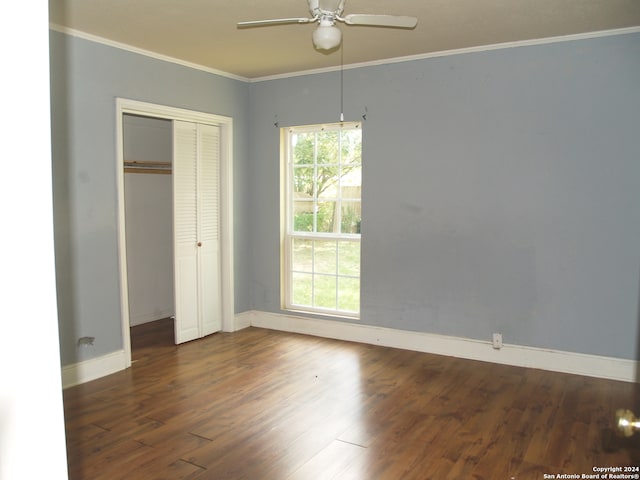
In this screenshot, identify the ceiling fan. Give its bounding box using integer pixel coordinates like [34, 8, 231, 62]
[238, 0, 418, 51]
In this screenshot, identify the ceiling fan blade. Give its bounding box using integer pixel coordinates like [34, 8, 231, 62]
[237, 17, 315, 28]
[343, 14, 418, 28]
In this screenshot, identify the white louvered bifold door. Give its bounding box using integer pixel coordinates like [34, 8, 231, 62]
[173, 121, 221, 344]
[197, 123, 222, 336]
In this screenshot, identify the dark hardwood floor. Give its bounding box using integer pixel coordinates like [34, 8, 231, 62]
[63, 318, 640, 479]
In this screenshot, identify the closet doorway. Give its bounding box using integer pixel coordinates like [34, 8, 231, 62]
[122, 113, 174, 341]
[116, 99, 235, 369]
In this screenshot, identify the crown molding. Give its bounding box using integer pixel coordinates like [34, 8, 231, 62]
[48, 23, 250, 83]
[252, 26, 640, 83]
[49, 23, 640, 84]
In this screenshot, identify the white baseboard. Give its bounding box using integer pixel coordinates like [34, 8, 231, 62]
[232, 311, 254, 331]
[61, 350, 128, 389]
[62, 313, 252, 388]
[62, 310, 637, 388]
[246, 310, 639, 383]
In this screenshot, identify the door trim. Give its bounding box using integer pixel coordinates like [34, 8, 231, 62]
[116, 98, 235, 368]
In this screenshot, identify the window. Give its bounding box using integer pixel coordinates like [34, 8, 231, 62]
[282, 122, 362, 318]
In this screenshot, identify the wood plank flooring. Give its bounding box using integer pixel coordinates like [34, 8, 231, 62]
[63, 318, 640, 479]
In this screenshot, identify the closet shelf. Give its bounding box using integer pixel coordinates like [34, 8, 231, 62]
[124, 160, 172, 174]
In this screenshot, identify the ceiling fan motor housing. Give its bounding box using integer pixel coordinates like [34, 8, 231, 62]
[312, 17, 342, 50]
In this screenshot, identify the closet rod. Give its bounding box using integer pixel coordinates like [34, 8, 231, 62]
[124, 160, 172, 175]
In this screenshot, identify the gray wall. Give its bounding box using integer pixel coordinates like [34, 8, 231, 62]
[248, 33, 640, 359]
[49, 28, 640, 366]
[49, 31, 251, 365]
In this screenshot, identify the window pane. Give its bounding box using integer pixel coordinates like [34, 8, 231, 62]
[314, 240, 336, 274]
[340, 166, 361, 196]
[314, 274, 336, 309]
[292, 133, 315, 165]
[338, 241, 360, 276]
[293, 167, 314, 196]
[316, 201, 336, 233]
[292, 238, 313, 272]
[338, 277, 360, 312]
[340, 201, 361, 234]
[293, 204, 314, 232]
[317, 163, 339, 202]
[317, 131, 340, 165]
[341, 129, 362, 165]
[292, 272, 312, 305]
[317, 173, 338, 200]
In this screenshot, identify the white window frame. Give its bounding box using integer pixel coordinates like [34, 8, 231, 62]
[281, 122, 362, 318]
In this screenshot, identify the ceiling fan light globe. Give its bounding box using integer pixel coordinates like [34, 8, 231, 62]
[312, 25, 342, 50]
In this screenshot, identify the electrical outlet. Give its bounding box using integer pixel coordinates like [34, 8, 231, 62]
[492, 333, 503, 350]
[77, 336, 95, 347]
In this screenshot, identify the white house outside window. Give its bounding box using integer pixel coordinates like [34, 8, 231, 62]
[282, 122, 362, 318]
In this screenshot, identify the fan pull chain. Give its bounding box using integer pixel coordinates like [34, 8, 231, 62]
[340, 40, 344, 123]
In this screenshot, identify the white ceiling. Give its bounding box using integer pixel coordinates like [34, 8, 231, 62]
[48, 0, 640, 79]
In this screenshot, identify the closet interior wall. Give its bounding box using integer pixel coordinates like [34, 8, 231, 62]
[123, 114, 174, 327]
